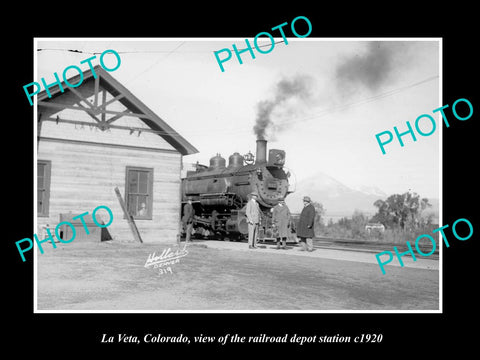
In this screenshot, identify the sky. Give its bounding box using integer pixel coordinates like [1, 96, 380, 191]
[35, 38, 441, 199]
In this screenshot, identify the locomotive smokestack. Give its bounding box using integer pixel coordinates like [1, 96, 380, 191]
[255, 139, 267, 165]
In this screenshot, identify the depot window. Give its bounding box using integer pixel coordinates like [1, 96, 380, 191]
[37, 160, 51, 217]
[125, 166, 153, 220]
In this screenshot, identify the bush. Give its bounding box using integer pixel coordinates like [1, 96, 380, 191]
[378, 224, 440, 245]
[317, 210, 440, 246]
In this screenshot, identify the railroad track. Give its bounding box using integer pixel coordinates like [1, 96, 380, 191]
[193, 235, 440, 260]
[295, 238, 439, 260]
[312, 239, 439, 259]
[188, 232, 440, 260]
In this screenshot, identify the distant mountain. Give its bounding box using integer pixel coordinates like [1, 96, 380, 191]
[350, 184, 387, 198]
[285, 171, 439, 223]
[285, 171, 383, 216]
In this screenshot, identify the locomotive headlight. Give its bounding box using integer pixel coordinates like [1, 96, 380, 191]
[275, 153, 285, 165]
[268, 149, 286, 167]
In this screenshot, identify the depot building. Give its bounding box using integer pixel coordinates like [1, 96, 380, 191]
[36, 65, 198, 243]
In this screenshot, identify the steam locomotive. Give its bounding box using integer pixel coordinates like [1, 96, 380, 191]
[181, 139, 295, 241]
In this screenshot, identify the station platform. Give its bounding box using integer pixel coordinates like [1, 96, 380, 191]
[189, 239, 440, 271]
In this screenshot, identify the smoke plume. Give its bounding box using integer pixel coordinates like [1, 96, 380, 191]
[253, 75, 313, 140]
[335, 42, 407, 95]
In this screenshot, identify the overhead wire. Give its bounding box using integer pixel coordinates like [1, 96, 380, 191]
[36, 40, 287, 55]
[40, 74, 439, 139]
[273, 75, 439, 127]
[36, 44, 438, 138]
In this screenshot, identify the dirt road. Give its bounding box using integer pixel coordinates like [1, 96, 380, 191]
[36, 240, 439, 311]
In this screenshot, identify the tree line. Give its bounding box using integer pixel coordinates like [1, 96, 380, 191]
[291, 191, 437, 242]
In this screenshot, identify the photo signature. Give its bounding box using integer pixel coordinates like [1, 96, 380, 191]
[144, 243, 188, 274]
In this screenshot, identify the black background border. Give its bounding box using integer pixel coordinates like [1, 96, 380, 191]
[6, 5, 478, 355]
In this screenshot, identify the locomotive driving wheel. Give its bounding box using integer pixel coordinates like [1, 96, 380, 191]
[232, 194, 244, 209]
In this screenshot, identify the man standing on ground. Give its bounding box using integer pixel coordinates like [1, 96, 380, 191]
[246, 192, 261, 249]
[272, 198, 291, 249]
[297, 196, 316, 251]
[182, 197, 195, 242]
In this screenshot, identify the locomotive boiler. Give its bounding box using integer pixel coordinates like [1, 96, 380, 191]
[181, 139, 295, 241]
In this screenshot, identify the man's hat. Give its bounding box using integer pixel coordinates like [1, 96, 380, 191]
[303, 196, 311, 203]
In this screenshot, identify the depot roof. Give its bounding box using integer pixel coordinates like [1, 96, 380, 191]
[37, 65, 199, 156]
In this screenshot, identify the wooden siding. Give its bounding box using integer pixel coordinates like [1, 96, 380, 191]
[37, 138, 182, 243]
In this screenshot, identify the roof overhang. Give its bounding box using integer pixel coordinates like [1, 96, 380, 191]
[37, 65, 198, 156]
